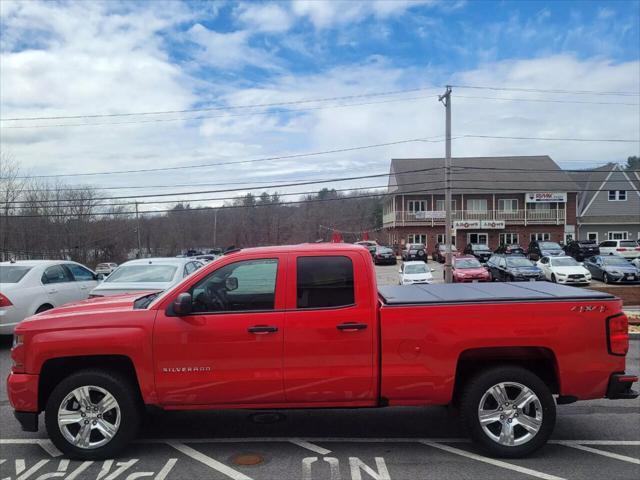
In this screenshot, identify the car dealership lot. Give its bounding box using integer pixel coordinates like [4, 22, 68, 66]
[1, 329, 639, 480]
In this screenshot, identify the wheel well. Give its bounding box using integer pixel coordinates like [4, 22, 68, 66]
[35, 304, 54, 313]
[38, 355, 141, 411]
[452, 347, 560, 403]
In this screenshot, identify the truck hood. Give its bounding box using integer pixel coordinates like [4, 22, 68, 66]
[90, 281, 170, 296]
[16, 293, 148, 332]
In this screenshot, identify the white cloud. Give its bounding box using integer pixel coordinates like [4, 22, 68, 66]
[235, 2, 293, 33]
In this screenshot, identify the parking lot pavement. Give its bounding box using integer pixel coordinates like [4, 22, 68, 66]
[1, 335, 638, 480]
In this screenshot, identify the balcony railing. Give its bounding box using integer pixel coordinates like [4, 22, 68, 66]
[383, 209, 565, 226]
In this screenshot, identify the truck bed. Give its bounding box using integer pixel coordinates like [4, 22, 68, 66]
[378, 282, 615, 305]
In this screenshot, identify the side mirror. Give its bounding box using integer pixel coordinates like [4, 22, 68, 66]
[225, 277, 238, 291]
[173, 292, 192, 316]
[398, 269, 402, 274]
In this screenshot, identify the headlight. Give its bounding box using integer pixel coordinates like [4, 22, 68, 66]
[557, 273, 567, 277]
[12, 334, 23, 348]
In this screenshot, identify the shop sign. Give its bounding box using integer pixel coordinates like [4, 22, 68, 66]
[526, 192, 567, 203]
[480, 220, 506, 229]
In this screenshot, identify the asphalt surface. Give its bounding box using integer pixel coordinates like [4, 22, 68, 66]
[1, 263, 639, 480]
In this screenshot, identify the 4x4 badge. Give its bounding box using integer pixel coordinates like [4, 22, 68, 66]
[571, 305, 607, 313]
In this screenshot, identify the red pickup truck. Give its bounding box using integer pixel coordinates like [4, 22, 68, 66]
[8, 244, 637, 460]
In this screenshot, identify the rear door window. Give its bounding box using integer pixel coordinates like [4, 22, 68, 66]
[297, 256, 354, 309]
[42, 265, 72, 284]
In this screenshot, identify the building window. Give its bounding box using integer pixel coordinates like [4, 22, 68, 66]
[498, 199, 518, 211]
[436, 199, 457, 211]
[467, 199, 488, 212]
[499, 233, 519, 245]
[587, 232, 598, 242]
[530, 233, 551, 241]
[530, 202, 551, 210]
[407, 200, 426, 212]
[468, 233, 488, 245]
[408, 234, 427, 245]
[436, 234, 455, 245]
[608, 190, 627, 201]
[607, 231, 628, 240]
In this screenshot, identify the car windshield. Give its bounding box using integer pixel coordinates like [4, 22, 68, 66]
[473, 244, 491, 251]
[0, 266, 32, 283]
[96, 263, 111, 268]
[378, 247, 393, 254]
[105, 265, 178, 283]
[603, 257, 632, 266]
[405, 264, 427, 274]
[439, 245, 457, 251]
[507, 258, 534, 267]
[551, 257, 579, 267]
[408, 244, 424, 250]
[620, 241, 637, 248]
[539, 242, 561, 249]
[455, 258, 482, 268]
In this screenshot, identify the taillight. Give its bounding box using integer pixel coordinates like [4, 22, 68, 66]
[607, 314, 629, 356]
[0, 293, 13, 307]
[615, 248, 626, 251]
[635, 247, 640, 251]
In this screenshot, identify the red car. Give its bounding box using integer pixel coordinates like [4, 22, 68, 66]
[452, 255, 491, 282]
[7, 244, 637, 459]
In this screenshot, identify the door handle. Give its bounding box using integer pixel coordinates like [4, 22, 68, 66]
[337, 322, 368, 331]
[47, 289, 58, 294]
[248, 325, 278, 334]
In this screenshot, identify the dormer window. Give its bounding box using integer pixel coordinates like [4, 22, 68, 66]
[608, 190, 626, 201]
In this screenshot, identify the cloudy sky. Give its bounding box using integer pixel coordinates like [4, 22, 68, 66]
[1, 0, 639, 207]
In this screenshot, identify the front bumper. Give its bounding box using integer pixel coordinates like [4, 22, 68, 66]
[606, 373, 639, 400]
[7, 373, 40, 431]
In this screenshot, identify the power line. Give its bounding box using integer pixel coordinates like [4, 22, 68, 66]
[455, 95, 640, 107]
[460, 134, 639, 143]
[451, 85, 640, 97]
[0, 86, 439, 122]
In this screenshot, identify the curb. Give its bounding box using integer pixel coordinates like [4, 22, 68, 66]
[630, 333, 640, 340]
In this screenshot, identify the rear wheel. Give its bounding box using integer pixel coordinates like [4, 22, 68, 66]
[35, 304, 53, 314]
[603, 273, 609, 284]
[460, 366, 555, 458]
[45, 370, 141, 459]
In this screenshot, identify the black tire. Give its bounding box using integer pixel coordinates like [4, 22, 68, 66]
[551, 274, 557, 283]
[35, 304, 53, 314]
[45, 369, 142, 460]
[603, 273, 609, 284]
[460, 366, 556, 458]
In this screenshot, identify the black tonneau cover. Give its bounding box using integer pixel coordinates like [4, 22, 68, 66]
[379, 282, 615, 306]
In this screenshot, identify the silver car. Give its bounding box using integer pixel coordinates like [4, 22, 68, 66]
[89, 257, 203, 297]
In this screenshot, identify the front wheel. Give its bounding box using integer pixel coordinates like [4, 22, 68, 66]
[460, 366, 556, 458]
[551, 274, 557, 283]
[45, 369, 141, 459]
[603, 273, 609, 284]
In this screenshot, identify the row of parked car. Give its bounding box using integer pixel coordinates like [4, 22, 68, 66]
[0, 256, 214, 334]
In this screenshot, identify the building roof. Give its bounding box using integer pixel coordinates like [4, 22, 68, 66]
[568, 163, 640, 215]
[388, 155, 579, 194]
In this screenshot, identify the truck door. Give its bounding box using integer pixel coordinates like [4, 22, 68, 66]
[153, 255, 286, 406]
[283, 252, 376, 404]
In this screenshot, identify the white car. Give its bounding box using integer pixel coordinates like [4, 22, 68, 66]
[598, 240, 640, 260]
[89, 257, 203, 297]
[399, 261, 434, 285]
[536, 255, 592, 285]
[194, 254, 219, 264]
[95, 262, 118, 276]
[632, 257, 640, 269]
[0, 260, 98, 334]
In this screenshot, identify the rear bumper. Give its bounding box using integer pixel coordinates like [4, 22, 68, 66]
[606, 373, 639, 400]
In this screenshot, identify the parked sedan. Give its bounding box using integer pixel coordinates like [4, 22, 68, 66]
[0, 260, 98, 334]
[372, 246, 397, 265]
[89, 257, 203, 297]
[432, 243, 459, 263]
[563, 239, 600, 261]
[95, 262, 118, 276]
[486, 254, 544, 282]
[494, 244, 525, 255]
[599, 240, 640, 260]
[462, 243, 493, 263]
[452, 256, 491, 282]
[536, 256, 591, 285]
[402, 243, 428, 262]
[583, 255, 640, 284]
[398, 261, 434, 285]
[527, 240, 564, 261]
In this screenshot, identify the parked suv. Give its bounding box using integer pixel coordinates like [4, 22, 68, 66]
[494, 244, 525, 255]
[599, 240, 640, 260]
[527, 240, 564, 261]
[486, 254, 544, 282]
[402, 243, 427, 261]
[462, 243, 493, 263]
[432, 243, 459, 263]
[563, 240, 600, 261]
[372, 246, 397, 265]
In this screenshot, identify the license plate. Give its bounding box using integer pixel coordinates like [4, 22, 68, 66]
[627, 274, 636, 280]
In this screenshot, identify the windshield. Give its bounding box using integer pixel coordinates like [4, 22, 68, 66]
[439, 245, 458, 251]
[0, 266, 32, 283]
[378, 247, 393, 254]
[405, 264, 428, 274]
[603, 257, 632, 266]
[539, 242, 561, 249]
[472, 244, 491, 251]
[507, 258, 534, 267]
[455, 258, 482, 268]
[105, 265, 178, 283]
[408, 244, 425, 250]
[551, 257, 579, 267]
[620, 241, 637, 248]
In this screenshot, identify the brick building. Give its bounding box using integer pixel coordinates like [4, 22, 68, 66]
[382, 156, 579, 251]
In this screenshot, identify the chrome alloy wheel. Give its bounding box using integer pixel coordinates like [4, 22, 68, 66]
[57, 385, 121, 449]
[477, 382, 543, 447]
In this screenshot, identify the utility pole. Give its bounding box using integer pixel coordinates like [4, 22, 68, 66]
[213, 208, 218, 248]
[135, 202, 142, 258]
[439, 86, 453, 283]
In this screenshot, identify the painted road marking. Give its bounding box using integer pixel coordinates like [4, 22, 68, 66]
[556, 442, 640, 464]
[290, 439, 333, 455]
[167, 442, 253, 480]
[37, 440, 62, 457]
[421, 441, 566, 480]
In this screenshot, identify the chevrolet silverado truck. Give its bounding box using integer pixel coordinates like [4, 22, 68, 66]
[7, 244, 638, 459]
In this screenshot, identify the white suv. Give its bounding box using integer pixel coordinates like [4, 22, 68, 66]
[599, 240, 640, 260]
